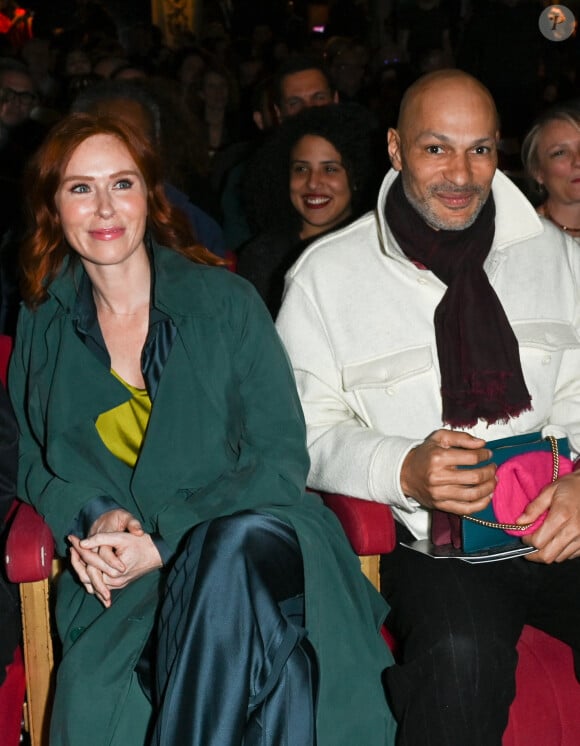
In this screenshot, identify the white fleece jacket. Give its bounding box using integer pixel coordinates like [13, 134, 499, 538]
[276, 168, 580, 540]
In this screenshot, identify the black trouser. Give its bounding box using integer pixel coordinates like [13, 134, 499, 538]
[151, 512, 317, 746]
[381, 524, 580, 746]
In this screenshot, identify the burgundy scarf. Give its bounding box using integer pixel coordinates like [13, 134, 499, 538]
[385, 174, 531, 427]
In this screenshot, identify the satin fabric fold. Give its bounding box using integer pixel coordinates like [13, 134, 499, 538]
[151, 511, 316, 746]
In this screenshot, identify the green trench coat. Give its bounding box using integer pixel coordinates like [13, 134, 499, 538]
[9, 243, 396, 746]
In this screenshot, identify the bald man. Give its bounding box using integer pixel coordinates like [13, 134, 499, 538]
[277, 70, 580, 744]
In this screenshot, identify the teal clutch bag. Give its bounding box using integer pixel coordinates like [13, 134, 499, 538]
[431, 432, 570, 553]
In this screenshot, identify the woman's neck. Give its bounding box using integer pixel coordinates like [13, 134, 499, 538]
[93, 291, 150, 317]
[83, 254, 151, 317]
[298, 223, 326, 241]
[299, 210, 352, 241]
[541, 199, 580, 234]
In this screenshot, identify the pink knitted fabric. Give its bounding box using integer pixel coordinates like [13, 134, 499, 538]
[493, 451, 573, 535]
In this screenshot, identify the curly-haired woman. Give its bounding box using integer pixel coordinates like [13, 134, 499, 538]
[237, 103, 377, 317]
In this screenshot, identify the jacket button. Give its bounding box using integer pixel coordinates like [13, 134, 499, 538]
[70, 626, 85, 642]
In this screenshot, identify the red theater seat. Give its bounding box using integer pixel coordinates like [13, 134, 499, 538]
[321, 492, 580, 745]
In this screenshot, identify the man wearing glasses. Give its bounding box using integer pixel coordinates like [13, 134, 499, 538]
[0, 60, 37, 130]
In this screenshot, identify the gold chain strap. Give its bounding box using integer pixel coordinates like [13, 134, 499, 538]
[461, 436, 559, 532]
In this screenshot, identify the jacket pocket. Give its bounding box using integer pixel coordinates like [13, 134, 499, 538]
[512, 319, 580, 351]
[342, 345, 433, 391]
[340, 346, 439, 434]
[509, 320, 580, 429]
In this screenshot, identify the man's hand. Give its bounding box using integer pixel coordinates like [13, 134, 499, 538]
[521, 470, 580, 563]
[401, 429, 497, 513]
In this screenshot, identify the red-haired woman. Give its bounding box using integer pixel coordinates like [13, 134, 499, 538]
[9, 112, 395, 746]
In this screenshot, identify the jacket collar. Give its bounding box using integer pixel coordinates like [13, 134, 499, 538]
[376, 168, 544, 261]
[48, 237, 218, 319]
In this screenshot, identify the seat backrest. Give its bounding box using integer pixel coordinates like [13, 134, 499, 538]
[0, 333, 55, 746]
[0, 334, 13, 386]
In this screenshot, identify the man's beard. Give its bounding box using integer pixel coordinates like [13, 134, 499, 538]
[403, 181, 488, 231]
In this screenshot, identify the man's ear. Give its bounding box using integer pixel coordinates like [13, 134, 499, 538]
[273, 103, 282, 124]
[387, 128, 403, 171]
[333, 90, 339, 104]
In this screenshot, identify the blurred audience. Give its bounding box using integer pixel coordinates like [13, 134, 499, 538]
[0, 59, 45, 333]
[457, 0, 543, 142]
[20, 36, 57, 105]
[325, 36, 370, 106]
[196, 64, 240, 159]
[146, 76, 221, 221]
[398, 0, 453, 74]
[0, 0, 576, 322]
[175, 45, 207, 106]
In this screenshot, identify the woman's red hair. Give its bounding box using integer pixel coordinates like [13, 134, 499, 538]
[21, 112, 225, 308]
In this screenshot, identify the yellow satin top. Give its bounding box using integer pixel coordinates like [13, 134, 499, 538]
[95, 370, 152, 467]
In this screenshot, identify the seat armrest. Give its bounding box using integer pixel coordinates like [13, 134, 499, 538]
[5, 501, 55, 582]
[321, 493, 396, 555]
